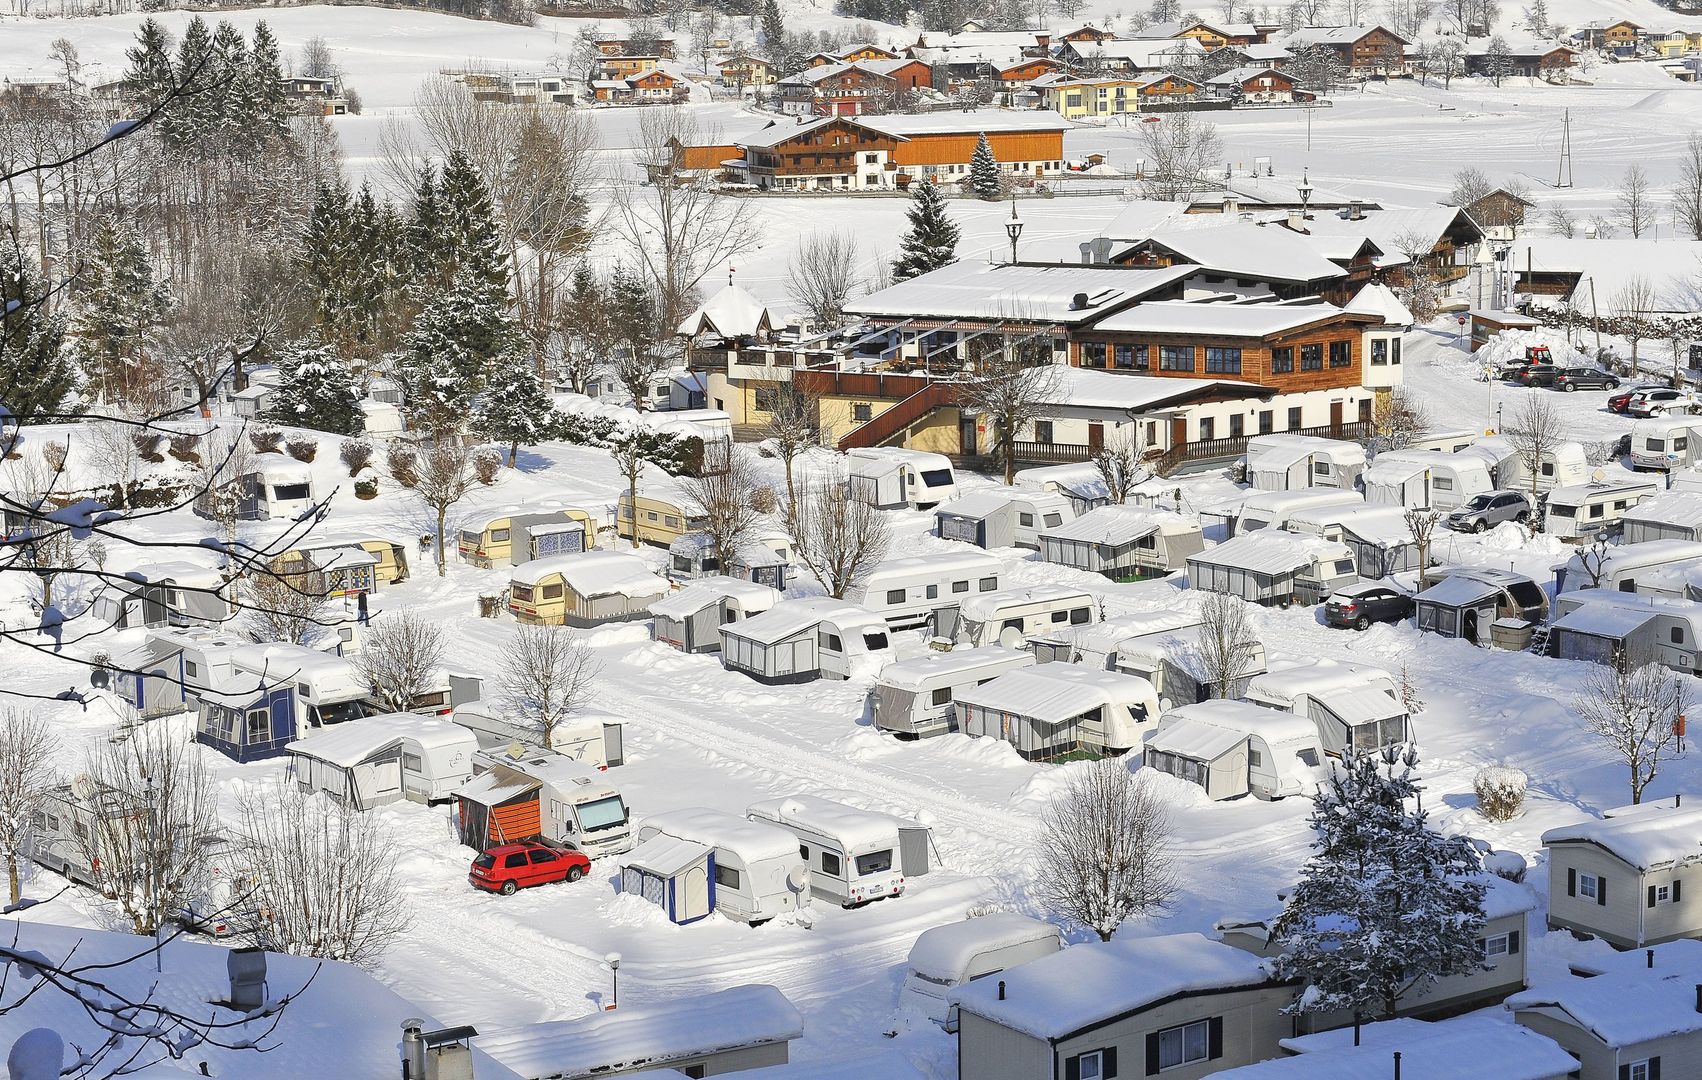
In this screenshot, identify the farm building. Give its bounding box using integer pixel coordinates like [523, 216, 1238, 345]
[1186, 532, 1357, 607]
[650, 577, 783, 653]
[1038, 505, 1204, 580]
[509, 551, 669, 627]
[1143, 699, 1323, 800]
[954, 665, 1160, 760]
[720, 598, 893, 684]
[285, 714, 478, 809]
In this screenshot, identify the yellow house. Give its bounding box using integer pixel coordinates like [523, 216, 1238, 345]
[1654, 29, 1702, 56]
[1044, 74, 1198, 118]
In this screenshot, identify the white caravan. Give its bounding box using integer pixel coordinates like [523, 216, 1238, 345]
[1233, 488, 1365, 535]
[1244, 434, 1366, 492]
[847, 447, 959, 509]
[869, 646, 1037, 738]
[1543, 479, 1663, 541]
[1630, 417, 1702, 471]
[636, 807, 810, 924]
[228, 642, 370, 732]
[855, 550, 1003, 630]
[956, 585, 1097, 648]
[285, 713, 479, 809]
[895, 914, 1061, 1032]
[748, 794, 910, 908]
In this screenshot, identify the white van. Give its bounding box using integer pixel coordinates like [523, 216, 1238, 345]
[895, 914, 1061, 1031]
[747, 794, 907, 908]
[956, 586, 1096, 648]
[1630, 417, 1702, 471]
[637, 807, 810, 924]
[1544, 479, 1663, 541]
[869, 645, 1037, 738]
[847, 448, 959, 509]
[855, 550, 1003, 630]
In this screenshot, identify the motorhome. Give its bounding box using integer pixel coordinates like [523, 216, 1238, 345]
[1629, 416, 1702, 471]
[455, 746, 634, 857]
[228, 642, 370, 733]
[1014, 462, 1111, 516]
[1186, 532, 1358, 607]
[509, 551, 670, 627]
[237, 456, 316, 521]
[1364, 450, 1494, 510]
[1244, 659, 1410, 756]
[720, 598, 894, 684]
[1037, 506, 1204, 581]
[748, 794, 923, 908]
[459, 507, 601, 568]
[954, 665, 1161, 760]
[451, 702, 625, 768]
[1143, 699, 1324, 801]
[1622, 493, 1702, 545]
[846, 447, 959, 510]
[956, 586, 1096, 648]
[895, 914, 1061, 1032]
[650, 577, 783, 654]
[637, 807, 810, 924]
[285, 713, 479, 809]
[31, 778, 230, 891]
[1542, 478, 1663, 541]
[1244, 434, 1367, 492]
[869, 645, 1037, 738]
[1554, 539, 1702, 595]
[853, 551, 1003, 631]
[1232, 488, 1365, 536]
[109, 626, 240, 719]
[617, 481, 707, 547]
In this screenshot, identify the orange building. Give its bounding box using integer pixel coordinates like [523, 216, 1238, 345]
[734, 112, 1067, 191]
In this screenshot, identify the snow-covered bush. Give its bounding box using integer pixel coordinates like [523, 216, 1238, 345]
[40, 441, 66, 473]
[168, 432, 200, 463]
[355, 477, 378, 500]
[1399, 665, 1425, 715]
[286, 438, 318, 463]
[131, 432, 165, 463]
[339, 438, 373, 476]
[1484, 849, 1527, 883]
[473, 447, 503, 485]
[1473, 765, 1527, 822]
[250, 426, 283, 454]
[386, 443, 419, 488]
[749, 485, 777, 514]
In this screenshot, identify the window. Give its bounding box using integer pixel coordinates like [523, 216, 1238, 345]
[1073, 1049, 1108, 1080]
[1044, 513, 1063, 527]
[1034, 421, 1055, 444]
[1270, 346, 1294, 373]
[886, 589, 906, 604]
[715, 863, 742, 890]
[1656, 883, 1673, 903]
[1248, 747, 1263, 767]
[1301, 344, 1323, 370]
[1080, 342, 1107, 367]
[403, 752, 423, 772]
[754, 388, 779, 412]
[1287, 407, 1302, 429]
[952, 580, 969, 594]
[1674, 626, 1687, 645]
[505, 852, 528, 869]
[1205, 346, 1242, 374]
[1019, 512, 1035, 527]
[1070, 607, 1091, 624]
[855, 849, 893, 875]
[1391, 338, 1402, 364]
[820, 850, 842, 876]
[979, 577, 998, 592]
[1259, 410, 1274, 434]
[541, 583, 564, 600]
[1116, 344, 1147, 370]
[1329, 340, 1352, 367]
[529, 849, 558, 865]
[491, 528, 512, 542]
[1156, 1018, 1213, 1069]
[1627, 1061, 1654, 1080]
[852, 403, 873, 421]
[1482, 933, 1511, 958]
[1578, 872, 1600, 900]
[246, 709, 270, 745]
[1200, 418, 1214, 441]
[931, 687, 952, 706]
[1371, 338, 1388, 365]
[1434, 476, 1454, 491]
[185, 660, 198, 678]
[819, 630, 844, 652]
[1160, 345, 1195, 372]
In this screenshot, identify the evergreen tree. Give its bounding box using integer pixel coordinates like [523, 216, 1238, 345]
[168, 16, 215, 150]
[264, 340, 364, 436]
[0, 258, 76, 422]
[247, 21, 292, 140]
[891, 181, 961, 282]
[969, 134, 1001, 200]
[302, 179, 356, 335]
[473, 364, 558, 467]
[1272, 748, 1489, 1022]
[761, 0, 787, 62]
[122, 18, 176, 113]
[438, 148, 510, 300]
[398, 267, 521, 435]
[70, 221, 172, 406]
[406, 164, 446, 286]
[209, 21, 250, 146]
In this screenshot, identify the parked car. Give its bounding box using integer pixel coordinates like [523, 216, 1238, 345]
[1516, 365, 1560, 387]
[1323, 582, 1415, 630]
[1624, 388, 1698, 418]
[1551, 367, 1620, 392]
[470, 843, 591, 896]
[1446, 490, 1533, 532]
[1608, 385, 1665, 414]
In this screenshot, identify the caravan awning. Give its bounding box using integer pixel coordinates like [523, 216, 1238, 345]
[1552, 604, 1660, 638]
[1416, 576, 1500, 608]
[452, 764, 540, 806]
[1146, 719, 1247, 762]
[1314, 686, 1405, 726]
[623, 834, 711, 877]
[285, 715, 471, 768]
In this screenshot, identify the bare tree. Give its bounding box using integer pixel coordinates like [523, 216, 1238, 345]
[1404, 506, 1441, 576]
[1544, 204, 1577, 238]
[680, 448, 766, 573]
[0, 710, 57, 906]
[355, 609, 445, 713]
[80, 725, 218, 936]
[790, 479, 890, 599]
[1575, 658, 1690, 805]
[243, 558, 335, 645]
[407, 439, 477, 576]
[1139, 111, 1223, 202]
[1676, 133, 1702, 242]
[1190, 592, 1261, 698]
[195, 426, 255, 549]
[1449, 167, 1492, 210]
[960, 329, 1062, 485]
[608, 428, 662, 550]
[500, 624, 602, 750]
[1572, 533, 1614, 589]
[786, 231, 860, 331]
[761, 380, 822, 520]
[1093, 441, 1148, 505]
[1615, 165, 1653, 239]
[1429, 36, 1465, 89]
[1036, 760, 1177, 941]
[1503, 396, 1564, 501]
[1613, 275, 1657, 366]
[235, 784, 408, 966]
[1370, 387, 1431, 453]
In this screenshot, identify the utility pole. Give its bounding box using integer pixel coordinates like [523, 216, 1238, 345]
[1555, 109, 1573, 188]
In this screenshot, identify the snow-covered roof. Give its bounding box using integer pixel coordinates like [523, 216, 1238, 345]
[1042, 504, 1189, 544]
[510, 550, 668, 598]
[843, 261, 1197, 325]
[1146, 716, 1249, 762]
[1481, 873, 1541, 921]
[1625, 492, 1702, 530]
[623, 833, 711, 876]
[250, 455, 314, 482]
[1566, 938, 1702, 977]
[960, 584, 1091, 621]
[1280, 23, 1407, 46]
[876, 645, 1034, 691]
[1542, 806, 1702, 872]
[1247, 658, 1394, 702]
[1131, 224, 1350, 283]
[907, 913, 1060, 981]
[1225, 1015, 1575, 1080]
[1039, 367, 1269, 410]
[286, 714, 476, 767]
[649, 577, 782, 620]
[935, 491, 1016, 520]
[722, 597, 887, 645]
[474, 985, 803, 1080]
[1547, 478, 1663, 504]
[865, 550, 1002, 579]
[1506, 963, 1702, 1048]
[747, 794, 904, 849]
[954, 665, 1153, 722]
[855, 111, 1070, 137]
[1344, 282, 1414, 327]
[1551, 603, 1659, 639]
[1506, 238, 1702, 313]
[453, 762, 541, 804]
[1205, 64, 1286, 86]
[1065, 38, 1205, 65]
[1016, 462, 1112, 501]
[1312, 684, 1407, 725]
[1039, 609, 1198, 654]
[1334, 505, 1420, 547]
[676, 282, 775, 339]
[1162, 699, 1318, 747]
[639, 806, 801, 863]
[1188, 531, 1348, 575]
[1099, 297, 1349, 338]
[627, 1052, 930, 1080]
[228, 643, 365, 696]
[1239, 487, 1365, 516]
[1415, 575, 1502, 608]
[952, 932, 1274, 1039]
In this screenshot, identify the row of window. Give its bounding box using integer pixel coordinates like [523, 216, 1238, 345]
[884, 578, 998, 605]
[1081, 340, 1356, 375]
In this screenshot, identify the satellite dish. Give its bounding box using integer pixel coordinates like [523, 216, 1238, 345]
[70, 774, 96, 801]
[1159, 696, 1174, 712]
[786, 866, 809, 892]
[998, 626, 1024, 650]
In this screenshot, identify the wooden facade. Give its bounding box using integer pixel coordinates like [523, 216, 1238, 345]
[996, 58, 1059, 86]
[891, 129, 1061, 171]
[720, 55, 775, 85]
[1177, 21, 1261, 49]
[745, 118, 892, 182]
[779, 66, 896, 116]
[1069, 311, 1378, 395]
[841, 43, 899, 61]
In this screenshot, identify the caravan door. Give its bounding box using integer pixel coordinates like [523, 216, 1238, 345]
[353, 756, 403, 807]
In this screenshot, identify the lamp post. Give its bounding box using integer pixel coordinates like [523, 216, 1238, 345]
[606, 952, 622, 1010]
[1296, 170, 1314, 221]
[1005, 199, 1023, 265]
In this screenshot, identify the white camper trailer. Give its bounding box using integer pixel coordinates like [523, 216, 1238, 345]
[896, 914, 1061, 1031]
[748, 794, 928, 908]
[1554, 540, 1702, 596]
[1548, 589, 1702, 672]
[1027, 610, 1199, 669]
[869, 646, 1037, 738]
[954, 665, 1161, 760]
[228, 642, 369, 732]
[1364, 450, 1494, 510]
[847, 447, 958, 509]
[1106, 620, 1269, 704]
[1015, 462, 1112, 517]
[1543, 479, 1663, 541]
[1244, 434, 1367, 492]
[1232, 488, 1365, 536]
[854, 550, 1003, 630]
[450, 702, 624, 768]
[935, 490, 1076, 550]
[1630, 417, 1702, 471]
[1473, 436, 1588, 492]
[956, 586, 1096, 648]
[285, 713, 479, 809]
[1186, 532, 1358, 607]
[720, 599, 894, 684]
[650, 577, 783, 653]
[243, 456, 316, 520]
[1623, 493, 1702, 545]
[1037, 506, 1204, 581]
[1244, 659, 1410, 756]
[637, 807, 810, 924]
[1143, 700, 1323, 801]
[91, 562, 233, 630]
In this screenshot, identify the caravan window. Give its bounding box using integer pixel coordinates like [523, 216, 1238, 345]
[715, 863, 741, 890]
[246, 709, 270, 745]
[273, 483, 310, 502]
[1051, 610, 1070, 623]
[403, 752, 423, 772]
[820, 850, 843, 876]
[185, 660, 198, 678]
[931, 687, 952, 706]
[1434, 476, 1454, 491]
[1019, 512, 1035, 527]
[855, 850, 893, 876]
[1044, 513, 1063, 527]
[1334, 559, 1355, 575]
[673, 556, 693, 572]
[1649, 439, 1667, 452]
[1071, 607, 1091, 624]
[886, 589, 906, 605]
[541, 583, 564, 600]
[920, 469, 953, 488]
[863, 631, 889, 650]
[819, 631, 844, 652]
[1550, 504, 1576, 519]
[926, 584, 939, 599]
[979, 577, 997, 592]
[664, 515, 680, 528]
[952, 580, 969, 594]
[1589, 504, 1604, 519]
[491, 528, 511, 542]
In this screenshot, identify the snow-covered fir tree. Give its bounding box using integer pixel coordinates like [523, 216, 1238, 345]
[436, 148, 511, 299]
[474, 364, 558, 467]
[247, 21, 292, 139]
[70, 221, 171, 406]
[264, 341, 364, 436]
[891, 181, 961, 282]
[398, 267, 521, 435]
[0, 258, 75, 421]
[969, 134, 1001, 200]
[122, 18, 176, 112]
[1273, 748, 1488, 1021]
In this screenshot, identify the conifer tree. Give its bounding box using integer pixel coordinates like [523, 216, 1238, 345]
[399, 268, 520, 435]
[438, 148, 510, 300]
[761, 0, 788, 64]
[123, 18, 176, 112]
[608, 264, 660, 409]
[168, 16, 215, 150]
[302, 180, 355, 334]
[209, 21, 250, 145]
[248, 21, 292, 139]
[406, 164, 445, 287]
[891, 181, 961, 282]
[265, 341, 364, 436]
[969, 134, 1001, 200]
[0, 257, 76, 422]
[474, 364, 558, 467]
[70, 221, 172, 406]
[1272, 748, 1488, 1022]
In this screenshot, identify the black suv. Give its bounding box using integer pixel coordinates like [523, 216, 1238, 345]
[1323, 583, 1415, 630]
[1551, 367, 1620, 392]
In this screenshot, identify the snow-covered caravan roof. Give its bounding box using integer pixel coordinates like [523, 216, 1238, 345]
[1047, 610, 1198, 656]
[1145, 717, 1248, 762]
[639, 807, 800, 864]
[1189, 531, 1349, 575]
[747, 794, 903, 850]
[876, 645, 1034, 691]
[1221, 1015, 1577, 1080]
[649, 577, 782, 620]
[1542, 806, 1702, 872]
[622, 834, 711, 877]
[1238, 487, 1364, 519]
[842, 260, 1197, 325]
[1550, 603, 1657, 639]
[960, 585, 1091, 621]
[907, 914, 1061, 982]
[1363, 451, 1439, 486]
[1546, 478, 1662, 506]
[627, 1052, 929, 1080]
[847, 446, 952, 469]
[473, 985, 802, 1080]
[1041, 504, 1193, 543]
[864, 549, 1001, 580]
[1016, 462, 1111, 502]
[954, 665, 1154, 723]
[249, 456, 313, 483]
[1246, 436, 1365, 471]
[952, 933, 1272, 1040]
[284, 714, 476, 767]
[724, 598, 887, 646]
[1246, 659, 1394, 705]
[1311, 685, 1406, 728]
[510, 551, 667, 598]
[1415, 575, 1502, 607]
[1624, 496, 1702, 532]
[1331, 505, 1417, 546]
[228, 643, 364, 697]
[934, 491, 1015, 521]
[1505, 965, 1702, 1048]
[1163, 699, 1319, 748]
[125, 560, 225, 588]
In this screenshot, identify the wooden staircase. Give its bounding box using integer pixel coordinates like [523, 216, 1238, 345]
[837, 382, 959, 450]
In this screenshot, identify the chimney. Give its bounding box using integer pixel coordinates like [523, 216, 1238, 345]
[1223, 195, 1240, 217]
[998, 980, 1007, 1000]
[1079, 241, 1096, 265]
[1286, 209, 1305, 232]
[1678, 794, 1684, 807]
[228, 947, 267, 1011]
[1071, 292, 1090, 311]
[402, 1020, 426, 1079]
[1393, 1051, 1403, 1080]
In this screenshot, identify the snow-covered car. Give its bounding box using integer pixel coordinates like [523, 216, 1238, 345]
[1624, 387, 1699, 418]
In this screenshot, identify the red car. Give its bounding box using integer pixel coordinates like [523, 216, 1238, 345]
[470, 843, 590, 896]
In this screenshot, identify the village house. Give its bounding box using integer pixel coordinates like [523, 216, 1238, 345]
[1653, 28, 1702, 56]
[1043, 72, 1200, 118]
[840, 42, 900, 62]
[719, 54, 776, 87]
[1056, 23, 1118, 46]
[1543, 799, 1702, 949]
[1162, 19, 1269, 49]
[992, 56, 1060, 89]
[281, 75, 347, 114]
[1507, 955, 1702, 1080]
[774, 58, 930, 116]
[1463, 36, 1578, 79]
[1571, 20, 1643, 54]
[1278, 25, 1409, 74]
[729, 112, 1066, 191]
[1206, 65, 1297, 102]
[1056, 36, 1205, 73]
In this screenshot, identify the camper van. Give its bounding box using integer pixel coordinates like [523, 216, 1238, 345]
[617, 483, 706, 547]
[869, 645, 1037, 738]
[1543, 479, 1663, 541]
[1244, 434, 1367, 492]
[637, 807, 809, 924]
[1554, 540, 1702, 596]
[1244, 659, 1410, 756]
[955, 665, 1161, 760]
[895, 914, 1061, 1031]
[956, 586, 1096, 648]
[1037, 506, 1204, 581]
[456, 747, 633, 857]
[846, 448, 959, 510]
[509, 551, 669, 627]
[854, 550, 1003, 631]
[1233, 488, 1365, 536]
[1143, 700, 1324, 801]
[31, 779, 230, 891]
[1630, 417, 1702, 471]
[721, 598, 894, 684]
[228, 642, 370, 732]
[285, 713, 479, 809]
[451, 702, 624, 768]
[748, 794, 924, 908]
[650, 577, 782, 654]
[459, 508, 599, 568]
[1405, 429, 1480, 454]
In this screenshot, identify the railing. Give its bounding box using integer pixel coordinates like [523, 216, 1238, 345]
[1154, 420, 1376, 476]
[793, 369, 937, 400]
[1012, 441, 1096, 464]
[837, 383, 959, 450]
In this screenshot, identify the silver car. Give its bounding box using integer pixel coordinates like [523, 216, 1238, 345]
[1446, 490, 1533, 533]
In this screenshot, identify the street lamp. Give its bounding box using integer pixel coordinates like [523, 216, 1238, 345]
[606, 952, 622, 1010]
[1005, 199, 1023, 265]
[1296, 170, 1314, 221]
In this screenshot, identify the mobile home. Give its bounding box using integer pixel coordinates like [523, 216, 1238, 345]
[1622, 493, 1702, 545]
[459, 507, 599, 568]
[617, 481, 707, 547]
[1027, 610, 1200, 669]
[450, 702, 625, 767]
[1143, 699, 1323, 801]
[1543, 479, 1662, 541]
[1364, 450, 1494, 510]
[869, 645, 1036, 738]
[1554, 539, 1702, 595]
[846, 447, 958, 509]
[748, 794, 924, 907]
[956, 586, 1096, 648]
[30, 779, 229, 890]
[1015, 462, 1112, 517]
[720, 598, 894, 684]
[896, 914, 1061, 1031]
[1232, 488, 1365, 536]
[1244, 434, 1367, 492]
[854, 550, 1003, 630]
[1038, 505, 1204, 581]
[228, 642, 370, 732]
[667, 532, 790, 589]
[1541, 801, 1702, 949]
[1244, 659, 1410, 756]
[454, 746, 633, 857]
[1186, 532, 1358, 607]
[270, 543, 382, 597]
[1629, 416, 1702, 471]
[637, 807, 810, 923]
[954, 665, 1161, 760]
[935, 490, 1076, 550]
[650, 576, 783, 653]
[509, 550, 669, 627]
[1548, 589, 1702, 672]
[285, 713, 479, 809]
[109, 626, 240, 719]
